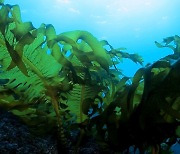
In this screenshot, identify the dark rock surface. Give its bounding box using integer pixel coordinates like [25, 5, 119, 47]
[0, 109, 57, 154]
[0, 109, 101, 154]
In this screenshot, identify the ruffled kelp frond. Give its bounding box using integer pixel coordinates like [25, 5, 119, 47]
[57, 30, 112, 72]
[100, 39, 144, 66]
[155, 35, 180, 62]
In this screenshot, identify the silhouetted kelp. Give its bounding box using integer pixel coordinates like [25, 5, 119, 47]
[0, 0, 179, 153]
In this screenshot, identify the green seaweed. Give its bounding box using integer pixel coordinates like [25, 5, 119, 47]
[0, 1, 179, 153]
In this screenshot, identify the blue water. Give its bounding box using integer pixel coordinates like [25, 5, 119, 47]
[5, 0, 180, 76]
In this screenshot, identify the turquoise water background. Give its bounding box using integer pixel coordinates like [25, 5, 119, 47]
[5, 0, 180, 76]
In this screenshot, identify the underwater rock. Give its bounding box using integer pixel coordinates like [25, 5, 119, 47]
[0, 109, 102, 154]
[0, 109, 58, 154]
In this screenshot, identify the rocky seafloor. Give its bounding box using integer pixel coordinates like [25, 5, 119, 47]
[0, 109, 101, 154]
[0, 109, 179, 154]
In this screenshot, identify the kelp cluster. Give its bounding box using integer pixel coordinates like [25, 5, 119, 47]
[0, 0, 179, 153]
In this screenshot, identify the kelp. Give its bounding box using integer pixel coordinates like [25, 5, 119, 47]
[0, 1, 179, 153]
[155, 35, 180, 62]
[91, 46, 180, 153]
[0, 0, 132, 145]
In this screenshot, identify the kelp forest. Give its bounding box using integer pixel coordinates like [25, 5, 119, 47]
[0, 0, 179, 153]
